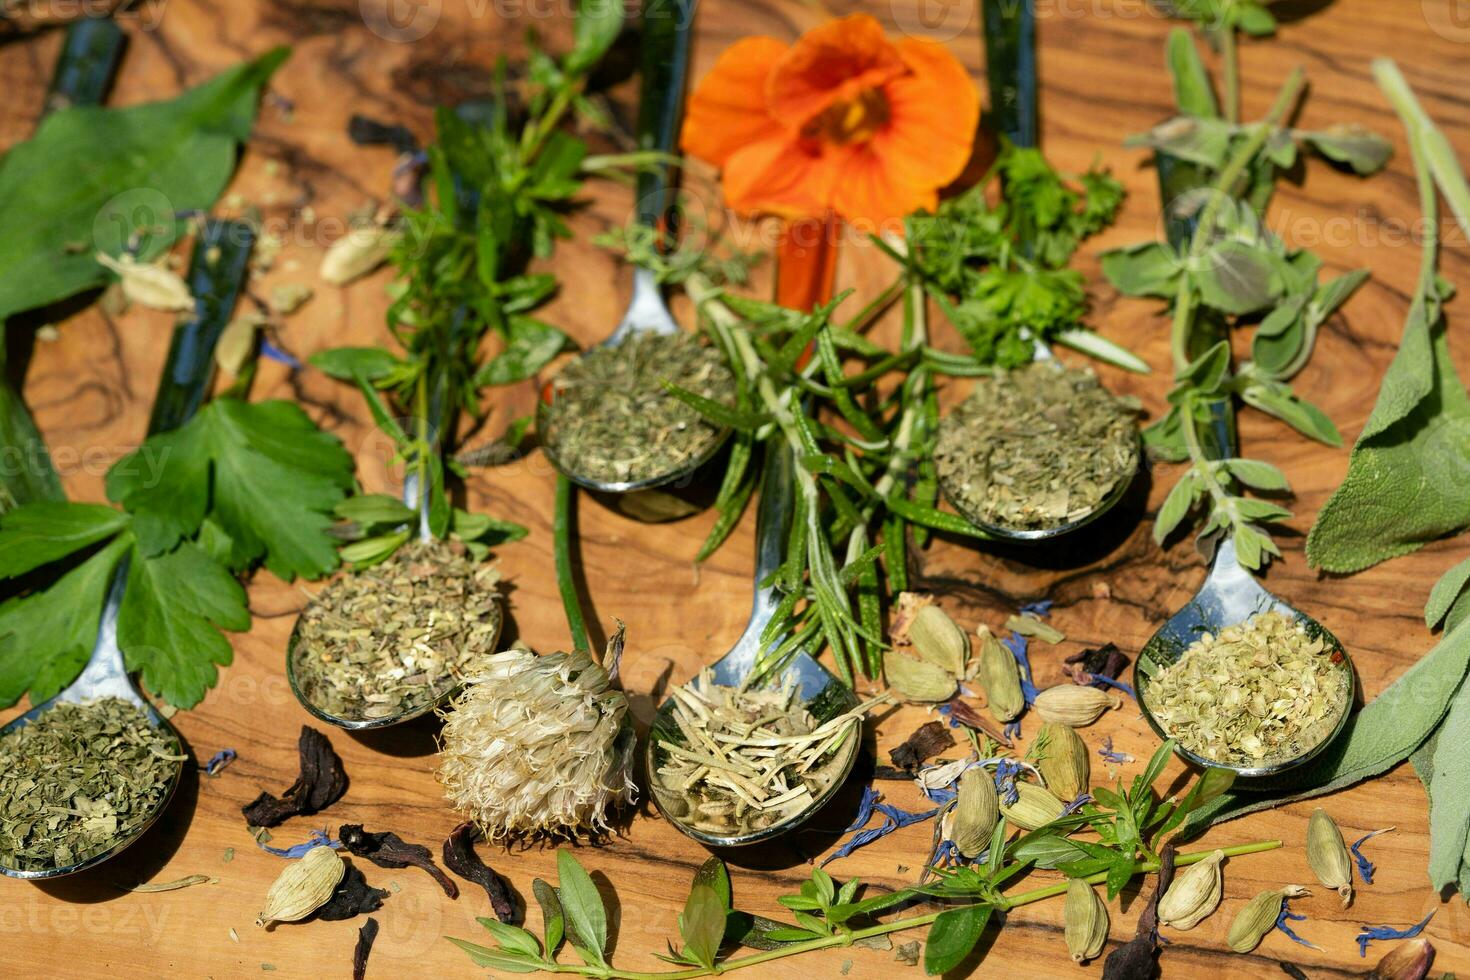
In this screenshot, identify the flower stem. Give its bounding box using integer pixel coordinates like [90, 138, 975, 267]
[554, 475, 591, 655]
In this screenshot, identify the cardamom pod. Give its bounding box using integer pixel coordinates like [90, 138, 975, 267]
[1033, 722, 1090, 802]
[1227, 885, 1309, 953]
[256, 844, 345, 927]
[883, 647, 957, 703]
[1063, 878, 1109, 963]
[96, 251, 194, 312]
[909, 605, 969, 677]
[1158, 849, 1225, 930]
[1368, 936, 1435, 980]
[976, 625, 1024, 722]
[1306, 807, 1354, 907]
[999, 781, 1066, 831]
[320, 224, 401, 285]
[945, 767, 999, 858]
[1033, 685, 1120, 727]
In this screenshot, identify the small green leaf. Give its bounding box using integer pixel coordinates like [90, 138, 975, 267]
[662, 381, 767, 432]
[338, 530, 410, 566]
[1175, 340, 1231, 393]
[477, 919, 542, 958]
[308, 346, 403, 382]
[565, 0, 625, 74]
[678, 884, 725, 970]
[1428, 556, 1470, 629]
[1101, 242, 1181, 298]
[1165, 27, 1218, 118]
[335, 493, 416, 528]
[1154, 470, 1201, 544]
[1194, 241, 1278, 315]
[1223, 458, 1289, 491]
[693, 856, 732, 910]
[474, 315, 569, 387]
[1304, 124, 1393, 175]
[923, 904, 992, 976]
[532, 878, 566, 955]
[886, 495, 994, 540]
[555, 850, 608, 961]
[446, 938, 541, 973]
[1240, 381, 1342, 446]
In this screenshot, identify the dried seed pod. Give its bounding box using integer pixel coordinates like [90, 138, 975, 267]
[1368, 936, 1435, 980]
[96, 251, 194, 311]
[1033, 685, 1120, 727]
[945, 767, 999, 859]
[1033, 722, 1090, 801]
[999, 781, 1066, 831]
[256, 845, 345, 927]
[883, 647, 958, 703]
[1227, 885, 1309, 953]
[1158, 849, 1225, 930]
[1064, 878, 1109, 963]
[909, 605, 969, 677]
[320, 224, 400, 285]
[975, 625, 1024, 722]
[1307, 807, 1354, 907]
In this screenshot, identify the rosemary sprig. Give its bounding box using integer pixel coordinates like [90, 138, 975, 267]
[1104, 29, 1390, 568]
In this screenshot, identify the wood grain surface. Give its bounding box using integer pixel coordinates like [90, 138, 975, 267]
[4, 0, 1470, 977]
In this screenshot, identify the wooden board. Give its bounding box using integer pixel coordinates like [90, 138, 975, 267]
[3, 0, 1469, 976]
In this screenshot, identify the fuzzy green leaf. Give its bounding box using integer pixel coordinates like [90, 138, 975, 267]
[1165, 27, 1218, 118]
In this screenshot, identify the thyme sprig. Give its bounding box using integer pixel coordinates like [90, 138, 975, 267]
[449, 742, 1278, 977]
[1103, 30, 1390, 568]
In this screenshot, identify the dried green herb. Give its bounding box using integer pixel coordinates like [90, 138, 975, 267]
[293, 539, 501, 721]
[542, 331, 736, 486]
[649, 669, 875, 837]
[935, 362, 1139, 531]
[0, 697, 180, 871]
[1144, 611, 1349, 766]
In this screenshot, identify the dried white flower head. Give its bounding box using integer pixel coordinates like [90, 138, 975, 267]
[436, 639, 635, 841]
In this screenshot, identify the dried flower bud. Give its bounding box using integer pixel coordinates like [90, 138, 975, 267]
[1033, 685, 1120, 727]
[320, 224, 400, 286]
[95, 251, 194, 312]
[909, 605, 969, 677]
[256, 845, 345, 927]
[436, 646, 635, 840]
[883, 647, 957, 703]
[999, 781, 1066, 831]
[1033, 722, 1089, 802]
[944, 767, 999, 859]
[976, 625, 1024, 722]
[1307, 807, 1354, 907]
[1158, 849, 1225, 930]
[215, 312, 266, 378]
[1227, 885, 1309, 953]
[1064, 878, 1109, 963]
[1367, 936, 1435, 980]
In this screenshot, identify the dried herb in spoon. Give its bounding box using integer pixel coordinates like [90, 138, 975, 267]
[542, 330, 736, 485]
[0, 697, 181, 871]
[293, 538, 502, 721]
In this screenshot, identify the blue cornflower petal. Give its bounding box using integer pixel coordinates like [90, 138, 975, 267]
[258, 828, 341, 858]
[1089, 673, 1137, 700]
[261, 339, 302, 369]
[1001, 632, 1041, 704]
[1098, 736, 1131, 764]
[1350, 827, 1394, 885]
[1061, 793, 1092, 816]
[822, 789, 940, 866]
[1356, 911, 1434, 958]
[1020, 600, 1053, 617]
[1275, 900, 1323, 950]
[200, 748, 237, 776]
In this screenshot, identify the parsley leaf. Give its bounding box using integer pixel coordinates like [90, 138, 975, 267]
[118, 540, 249, 708]
[0, 502, 129, 578]
[107, 399, 354, 580]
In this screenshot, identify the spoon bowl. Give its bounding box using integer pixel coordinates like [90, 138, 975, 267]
[286, 472, 502, 730]
[1133, 537, 1355, 779]
[645, 442, 862, 847]
[0, 562, 185, 880]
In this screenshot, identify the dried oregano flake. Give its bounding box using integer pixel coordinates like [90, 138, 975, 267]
[1146, 611, 1349, 766]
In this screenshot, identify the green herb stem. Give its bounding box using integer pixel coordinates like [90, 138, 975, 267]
[1221, 24, 1240, 124]
[554, 475, 592, 655]
[516, 840, 1282, 979]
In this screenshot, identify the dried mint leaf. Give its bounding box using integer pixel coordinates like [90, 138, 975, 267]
[340, 823, 457, 898]
[241, 726, 347, 827]
[443, 820, 514, 923]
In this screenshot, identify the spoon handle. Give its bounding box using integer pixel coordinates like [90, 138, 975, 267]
[716, 439, 794, 678]
[635, 0, 697, 231]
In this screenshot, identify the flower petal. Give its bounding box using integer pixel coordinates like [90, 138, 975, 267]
[681, 36, 789, 167]
[767, 14, 906, 126]
[720, 133, 834, 219]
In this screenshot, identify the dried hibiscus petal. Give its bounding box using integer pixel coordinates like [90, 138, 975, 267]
[888, 721, 955, 772]
[340, 823, 457, 898]
[443, 820, 515, 923]
[315, 858, 389, 921]
[353, 917, 379, 980]
[242, 726, 348, 828]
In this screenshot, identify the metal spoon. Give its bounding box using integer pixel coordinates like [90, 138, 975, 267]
[0, 564, 185, 880]
[538, 0, 731, 496]
[646, 441, 862, 847]
[1133, 399, 1355, 779]
[936, 343, 1141, 542]
[286, 471, 502, 730]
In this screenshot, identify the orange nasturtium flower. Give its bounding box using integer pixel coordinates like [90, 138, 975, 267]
[680, 14, 979, 229]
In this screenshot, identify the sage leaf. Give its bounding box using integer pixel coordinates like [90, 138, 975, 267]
[1240, 379, 1342, 446]
[1194, 240, 1277, 314]
[0, 48, 287, 321]
[923, 904, 992, 976]
[1165, 27, 1218, 118]
[1423, 682, 1470, 892]
[555, 850, 608, 961]
[1153, 470, 1200, 544]
[1303, 124, 1394, 176]
[1223, 458, 1288, 491]
[1427, 557, 1470, 630]
[1100, 242, 1180, 298]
